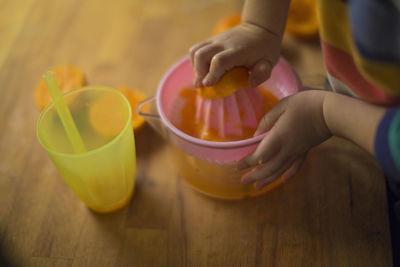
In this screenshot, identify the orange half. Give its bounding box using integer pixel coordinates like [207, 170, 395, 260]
[117, 87, 147, 132]
[34, 64, 85, 110]
[197, 67, 249, 99]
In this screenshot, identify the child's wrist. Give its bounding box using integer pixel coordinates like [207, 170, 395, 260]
[322, 92, 386, 154]
[241, 20, 282, 38]
[241, 0, 290, 37]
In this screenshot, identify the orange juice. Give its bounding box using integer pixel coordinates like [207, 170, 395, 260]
[170, 86, 281, 199]
[171, 145, 282, 199]
[172, 87, 278, 141]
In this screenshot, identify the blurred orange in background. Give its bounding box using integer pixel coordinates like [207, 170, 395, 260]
[213, 0, 319, 40]
[117, 87, 147, 132]
[285, 0, 319, 40]
[213, 14, 241, 35]
[34, 64, 85, 110]
[34, 65, 147, 133]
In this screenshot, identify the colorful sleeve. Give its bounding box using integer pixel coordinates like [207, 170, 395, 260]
[348, 0, 400, 97]
[374, 107, 400, 197]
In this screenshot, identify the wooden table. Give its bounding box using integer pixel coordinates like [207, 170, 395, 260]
[0, 0, 393, 266]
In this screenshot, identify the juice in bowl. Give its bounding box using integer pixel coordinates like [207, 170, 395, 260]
[170, 84, 280, 198]
[137, 55, 302, 199]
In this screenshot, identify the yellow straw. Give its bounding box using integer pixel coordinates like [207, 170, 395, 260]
[43, 71, 86, 154]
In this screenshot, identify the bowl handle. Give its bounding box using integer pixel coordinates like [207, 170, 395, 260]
[136, 96, 170, 138]
[136, 96, 159, 119]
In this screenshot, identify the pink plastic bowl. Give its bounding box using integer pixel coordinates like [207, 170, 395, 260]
[156, 55, 302, 164]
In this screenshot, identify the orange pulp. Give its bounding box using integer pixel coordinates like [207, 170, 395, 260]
[172, 87, 279, 142]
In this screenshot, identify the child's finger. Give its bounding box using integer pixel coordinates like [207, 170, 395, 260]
[193, 45, 224, 87]
[202, 49, 237, 86]
[253, 155, 305, 191]
[251, 160, 294, 190]
[237, 131, 281, 170]
[254, 156, 304, 190]
[249, 58, 273, 88]
[281, 154, 306, 182]
[253, 99, 287, 136]
[241, 152, 290, 184]
[253, 174, 279, 190]
[189, 41, 211, 67]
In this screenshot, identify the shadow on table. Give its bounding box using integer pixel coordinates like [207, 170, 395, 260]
[134, 123, 165, 157]
[86, 177, 177, 265]
[0, 245, 15, 267]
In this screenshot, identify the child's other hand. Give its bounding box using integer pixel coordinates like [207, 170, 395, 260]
[189, 23, 281, 88]
[237, 90, 332, 189]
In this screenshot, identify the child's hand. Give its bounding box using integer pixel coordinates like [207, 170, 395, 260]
[237, 90, 332, 189]
[189, 23, 281, 88]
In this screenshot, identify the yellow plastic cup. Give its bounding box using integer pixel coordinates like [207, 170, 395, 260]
[37, 86, 136, 213]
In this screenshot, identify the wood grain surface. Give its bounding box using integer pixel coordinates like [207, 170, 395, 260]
[0, 0, 393, 266]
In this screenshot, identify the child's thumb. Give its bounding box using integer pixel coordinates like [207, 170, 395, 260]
[254, 99, 286, 136]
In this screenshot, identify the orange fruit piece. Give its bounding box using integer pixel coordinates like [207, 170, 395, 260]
[117, 87, 147, 132]
[285, 0, 319, 40]
[89, 91, 127, 138]
[34, 64, 85, 110]
[197, 67, 249, 99]
[213, 14, 241, 35]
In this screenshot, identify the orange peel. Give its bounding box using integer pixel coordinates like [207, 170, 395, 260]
[197, 67, 249, 99]
[34, 64, 85, 110]
[117, 87, 147, 132]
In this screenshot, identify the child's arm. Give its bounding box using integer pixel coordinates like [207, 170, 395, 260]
[242, 0, 289, 36]
[323, 92, 386, 154]
[237, 90, 399, 190]
[190, 0, 290, 88]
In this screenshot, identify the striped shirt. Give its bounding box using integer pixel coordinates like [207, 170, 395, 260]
[317, 0, 400, 220]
